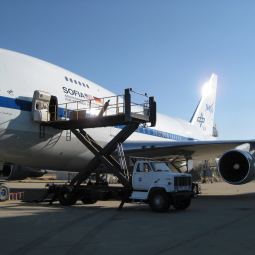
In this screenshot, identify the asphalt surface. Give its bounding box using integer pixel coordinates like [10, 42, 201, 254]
[1, 181, 255, 255]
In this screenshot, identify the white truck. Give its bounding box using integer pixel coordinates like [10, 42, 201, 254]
[128, 161, 197, 212]
[38, 160, 198, 213]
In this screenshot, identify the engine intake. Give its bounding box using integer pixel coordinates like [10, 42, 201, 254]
[219, 149, 255, 185]
[0, 164, 46, 180]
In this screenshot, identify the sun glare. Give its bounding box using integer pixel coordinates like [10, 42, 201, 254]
[202, 82, 213, 96]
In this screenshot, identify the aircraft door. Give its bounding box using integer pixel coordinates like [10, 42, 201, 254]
[49, 96, 58, 121]
[31, 90, 51, 122]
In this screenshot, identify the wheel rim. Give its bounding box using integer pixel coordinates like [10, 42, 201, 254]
[60, 188, 70, 202]
[154, 195, 163, 208]
[0, 188, 7, 198]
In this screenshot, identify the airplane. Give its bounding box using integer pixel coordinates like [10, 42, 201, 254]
[0, 48, 254, 202]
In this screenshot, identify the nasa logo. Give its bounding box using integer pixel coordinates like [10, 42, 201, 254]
[205, 102, 214, 114]
[138, 177, 142, 182]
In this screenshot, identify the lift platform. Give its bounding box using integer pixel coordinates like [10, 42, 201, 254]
[33, 88, 156, 210]
[41, 88, 156, 129]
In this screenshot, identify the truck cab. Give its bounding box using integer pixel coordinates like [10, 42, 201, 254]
[129, 161, 197, 212]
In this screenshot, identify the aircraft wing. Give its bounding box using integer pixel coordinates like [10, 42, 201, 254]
[121, 139, 255, 164]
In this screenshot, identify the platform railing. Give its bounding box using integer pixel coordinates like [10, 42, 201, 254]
[47, 88, 151, 122]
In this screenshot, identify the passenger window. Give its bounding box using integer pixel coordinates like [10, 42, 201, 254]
[74, 80, 77, 84]
[86, 84, 89, 88]
[65, 77, 68, 81]
[82, 83, 86, 87]
[78, 81, 81, 85]
[70, 78, 73, 83]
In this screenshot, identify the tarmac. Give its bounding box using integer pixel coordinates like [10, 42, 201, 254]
[1, 181, 255, 255]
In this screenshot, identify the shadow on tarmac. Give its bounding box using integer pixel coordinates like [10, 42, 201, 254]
[2, 187, 255, 255]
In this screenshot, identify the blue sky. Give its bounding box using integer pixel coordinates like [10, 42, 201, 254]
[1, 1, 255, 140]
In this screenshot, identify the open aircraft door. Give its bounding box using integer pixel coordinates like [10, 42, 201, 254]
[31, 90, 51, 122]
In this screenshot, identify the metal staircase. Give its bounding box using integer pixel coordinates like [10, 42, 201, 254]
[117, 142, 129, 178]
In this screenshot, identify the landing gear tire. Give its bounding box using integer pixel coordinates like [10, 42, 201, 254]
[149, 191, 170, 213]
[81, 196, 97, 204]
[0, 183, 10, 202]
[173, 199, 191, 210]
[58, 186, 76, 206]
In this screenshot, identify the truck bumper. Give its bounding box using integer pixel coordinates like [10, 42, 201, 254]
[171, 191, 197, 201]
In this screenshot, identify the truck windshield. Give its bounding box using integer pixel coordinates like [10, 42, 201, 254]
[150, 162, 171, 172]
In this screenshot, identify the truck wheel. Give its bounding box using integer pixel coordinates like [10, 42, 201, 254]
[173, 199, 191, 210]
[81, 196, 97, 204]
[58, 186, 76, 206]
[0, 183, 10, 202]
[149, 191, 170, 212]
[70, 192, 78, 205]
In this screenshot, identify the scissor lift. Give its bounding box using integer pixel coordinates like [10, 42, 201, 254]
[37, 88, 156, 210]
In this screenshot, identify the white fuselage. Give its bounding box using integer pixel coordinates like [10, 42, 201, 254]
[0, 49, 215, 172]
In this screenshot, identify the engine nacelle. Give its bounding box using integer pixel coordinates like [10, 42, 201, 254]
[218, 149, 255, 185]
[0, 164, 46, 180]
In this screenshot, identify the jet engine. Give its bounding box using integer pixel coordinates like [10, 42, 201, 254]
[218, 149, 255, 185]
[0, 164, 46, 180]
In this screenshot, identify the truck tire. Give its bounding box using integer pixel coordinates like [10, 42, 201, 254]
[0, 183, 10, 202]
[58, 186, 76, 206]
[149, 191, 170, 212]
[70, 192, 78, 205]
[173, 199, 191, 210]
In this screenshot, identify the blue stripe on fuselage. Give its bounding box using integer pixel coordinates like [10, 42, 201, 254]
[0, 96, 196, 141]
[0, 96, 32, 111]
